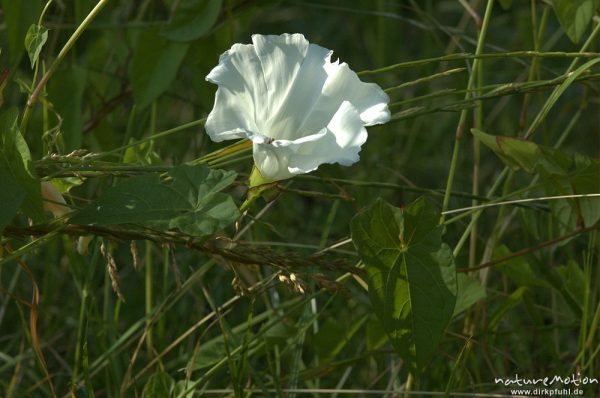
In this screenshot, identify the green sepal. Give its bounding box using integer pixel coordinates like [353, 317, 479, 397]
[240, 166, 279, 213]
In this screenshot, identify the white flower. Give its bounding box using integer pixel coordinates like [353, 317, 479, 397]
[41, 181, 71, 218]
[205, 33, 390, 181]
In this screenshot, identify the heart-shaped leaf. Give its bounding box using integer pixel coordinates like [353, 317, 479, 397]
[351, 198, 457, 371]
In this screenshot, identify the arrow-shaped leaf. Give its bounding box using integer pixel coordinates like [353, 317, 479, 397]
[351, 198, 457, 371]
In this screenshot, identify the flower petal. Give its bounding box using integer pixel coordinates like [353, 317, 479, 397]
[41, 181, 71, 218]
[252, 34, 331, 140]
[288, 101, 367, 173]
[205, 43, 268, 141]
[251, 34, 306, 124]
[300, 57, 390, 134]
[253, 139, 294, 181]
[252, 101, 367, 179]
[325, 60, 391, 126]
[205, 87, 257, 142]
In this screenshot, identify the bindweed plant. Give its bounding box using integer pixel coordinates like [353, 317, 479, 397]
[1, 0, 600, 397]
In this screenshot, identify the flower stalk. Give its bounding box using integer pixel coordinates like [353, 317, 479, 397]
[440, 0, 495, 223]
[239, 166, 278, 213]
[20, 0, 110, 133]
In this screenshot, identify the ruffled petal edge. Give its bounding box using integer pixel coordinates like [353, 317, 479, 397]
[250, 101, 367, 180]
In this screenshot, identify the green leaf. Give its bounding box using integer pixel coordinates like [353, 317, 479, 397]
[558, 261, 587, 311]
[494, 245, 551, 288]
[453, 274, 486, 317]
[366, 317, 389, 351]
[351, 198, 457, 371]
[163, 0, 222, 42]
[545, 260, 586, 317]
[129, 29, 189, 109]
[499, 0, 512, 9]
[142, 370, 174, 398]
[0, 163, 25, 234]
[473, 129, 600, 233]
[190, 336, 229, 370]
[471, 129, 540, 172]
[47, 65, 87, 151]
[263, 320, 296, 346]
[0, 108, 44, 222]
[70, 164, 239, 237]
[1, 0, 42, 66]
[488, 287, 528, 332]
[569, 156, 600, 227]
[552, 0, 600, 43]
[50, 177, 84, 193]
[173, 380, 195, 398]
[314, 315, 367, 362]
[24, 24, 48, 68]
[123, 139, 162, 165]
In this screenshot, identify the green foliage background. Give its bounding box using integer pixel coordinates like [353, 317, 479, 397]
[1, 0, 600, 396]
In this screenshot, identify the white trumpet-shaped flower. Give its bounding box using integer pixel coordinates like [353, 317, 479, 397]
[205, 33, 390, 181]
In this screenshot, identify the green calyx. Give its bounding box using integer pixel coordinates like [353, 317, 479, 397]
[239, 166, 280, 213]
